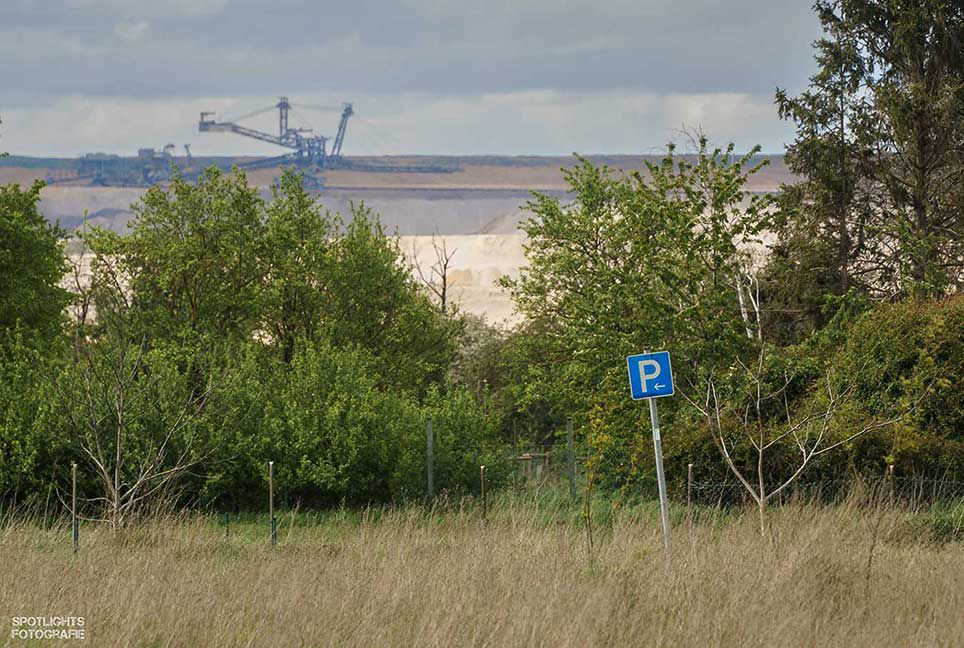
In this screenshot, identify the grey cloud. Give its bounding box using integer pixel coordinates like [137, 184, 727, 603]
[2, 0, 820, 105]
[1, 1, 819, 155]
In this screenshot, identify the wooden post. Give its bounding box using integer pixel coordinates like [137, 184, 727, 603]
[71, 462, 78, 554]
[269, 461, 276, 547]
[567, 418, 576, 499]
[687, 463, 693, 523]
[426, 415, 434, 501]
[480, 465, 487, 523]
[224, 511, 229, 539]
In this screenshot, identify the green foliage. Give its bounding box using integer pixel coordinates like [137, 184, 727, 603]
[260, 171, 335, 362]
[88, 168, 265, 346]
[0, 180, 72, 501]
[774, 0, 964, 308]
[88, 168, 455, 392]
[907, 501, 964, 543]
[822, 295, 964, 477]
[501, 140, 770, 483]
[55, 167, 492, 509]
[321, 207, 458, 391]
[676, 296, 964, 489]
[197, 341, 502, 508]
[0, 169, 497, 511]
[0, 330, 69, 500]
[57, 323, 226, 519]
[0, 181, 69, 346]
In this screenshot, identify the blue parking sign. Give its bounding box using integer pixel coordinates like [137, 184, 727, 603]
[626, 351, 674, 400]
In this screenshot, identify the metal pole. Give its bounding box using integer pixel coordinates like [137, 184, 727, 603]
[887, 463, 895, 503]
[269, 461, 276, 547]
[71, 463, 78, 554]
[567, 418, 576, 499]
[480, 465, 487, 522]
[426, 415, 434, 501]
[648, 398, 671, 551]
[687, 462, 693, 523]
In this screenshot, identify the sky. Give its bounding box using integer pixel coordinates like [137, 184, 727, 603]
[1, 0, 823, 157]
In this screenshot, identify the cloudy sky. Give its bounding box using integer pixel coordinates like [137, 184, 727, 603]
[1, 0, 822, 157]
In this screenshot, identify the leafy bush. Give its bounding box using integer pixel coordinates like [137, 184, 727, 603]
[823, 295, 964, 478]
[196, 341, 506, 508]
[0, 331, 70, 501]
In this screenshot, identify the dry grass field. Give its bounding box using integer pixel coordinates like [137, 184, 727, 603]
[2, 490, 962, 647]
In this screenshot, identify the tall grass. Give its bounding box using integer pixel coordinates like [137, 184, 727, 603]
[1, 490, 962, 647]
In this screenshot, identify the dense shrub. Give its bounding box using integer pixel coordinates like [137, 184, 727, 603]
[0, 331, 70, 501]
[826, 295, 964, 478]
[193, 341, 507, 509]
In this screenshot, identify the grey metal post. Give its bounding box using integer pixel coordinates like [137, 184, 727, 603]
[71, 462, 78, 554]
[269, 461, 276, 547]
[648, 398, 671, 551]
[480, 465, 487, 522]
[567, 418, 576, 499]
[426, 416, 434, 500]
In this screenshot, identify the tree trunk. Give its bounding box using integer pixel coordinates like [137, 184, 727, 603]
[757, 447, 766, 535]
[758, 497, 766, 536]
[113, 387, 124, 533]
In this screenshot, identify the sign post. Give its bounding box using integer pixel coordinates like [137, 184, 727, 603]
[626, 350, 674, 551]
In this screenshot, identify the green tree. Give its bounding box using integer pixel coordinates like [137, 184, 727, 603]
[0, 181, 69, 345]
[503, 140, 770, 483]
[59, 308, 228, 528]
[0, 330, 69, 501]
[321, 205, 458, 391]
[260, 171, 336, 363]
[775, 0, 964, 303]
[259, 170, 457, 388]
[88, 168, 265, 347]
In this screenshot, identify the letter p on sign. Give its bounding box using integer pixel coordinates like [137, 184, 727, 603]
[627, 351, 674, 400]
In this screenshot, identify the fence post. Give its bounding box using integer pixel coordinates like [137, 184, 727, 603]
[269, 461, 276, 547]
[224, 511, 229, 539]
[426, 415, 434, 501]
[480, 465, 487, 523]
[71, 462, 78, 554]
[567, 418, 576, 499]
[887, 463, 895, 503]
[687, 463, 693, 524]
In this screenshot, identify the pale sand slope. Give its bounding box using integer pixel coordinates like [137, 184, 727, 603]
[401, 234, 525, 326]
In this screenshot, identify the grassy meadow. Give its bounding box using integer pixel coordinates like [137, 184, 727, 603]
[1, 488, 963, 647]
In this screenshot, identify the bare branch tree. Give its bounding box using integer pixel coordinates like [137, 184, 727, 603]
[412, 232, 457, 313]
[61, 323, 219, 530]
[684, 270, 908, 534]
[61, 255, 221, 530]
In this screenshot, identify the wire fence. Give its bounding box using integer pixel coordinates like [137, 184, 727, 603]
[507, 448, 964, 508]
